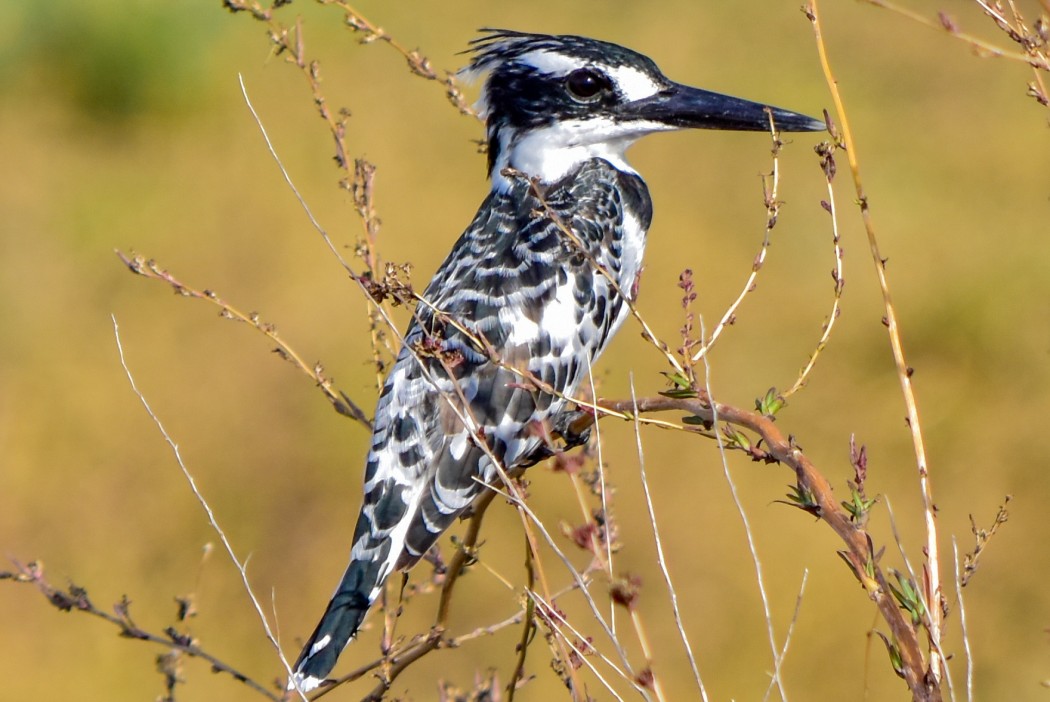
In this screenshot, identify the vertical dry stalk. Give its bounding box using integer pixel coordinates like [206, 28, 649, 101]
[808, 0, 943, 693]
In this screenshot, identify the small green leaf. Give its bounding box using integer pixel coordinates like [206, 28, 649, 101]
[874, 631, 906, 679]
[755, 387, 786, 416]
[841, 484, 878, 524]
[887, 569, 927, 626]
[776, 483, 820, 517]
[661, 371, 693, 389]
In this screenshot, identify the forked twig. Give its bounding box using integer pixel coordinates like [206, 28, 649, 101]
[693, 110, 790, 363]
[763, 570, 809, 702]
[784, 134, 845, 397]
[952, 538, 974, 702]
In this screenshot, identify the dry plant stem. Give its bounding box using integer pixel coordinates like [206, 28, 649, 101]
[111, 317, 304, 701]
[251, 10, 397, 372]
[860, 0, 1048, 66]
[115, 251, 372, 431]
[506, 536, 538, 702]
[860, 0, 1049, 110]
[763, 570, 809, 702]
[698, 326, 788, 702]
[629, 379, 708, 702]
[321, 0, 479, 118]
[602, 391, 937, 702]
[527, 590, 639, 701]
[807, 0, 943, 692]
[353, 162, 398, 391]
[627, 607, 665, 702]
[976, 0, 1050, 110]
[692, 113, 785, 363]
[784, 162, 844, 398]
[585, 358, 618, 632]
[482, 471, 586, 699]
[953, 537, 974, 700]
[480, 481, 646, 698]
[5, 561, 280, 701]
[952, 539, 974, 702]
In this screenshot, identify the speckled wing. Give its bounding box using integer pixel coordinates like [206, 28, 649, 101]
[374, 160, 652, 568]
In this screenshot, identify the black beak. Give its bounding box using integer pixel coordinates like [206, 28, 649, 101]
[620, 81, 825, 133]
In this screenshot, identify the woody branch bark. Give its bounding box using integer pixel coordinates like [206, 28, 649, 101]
[596, 392, 940, 702]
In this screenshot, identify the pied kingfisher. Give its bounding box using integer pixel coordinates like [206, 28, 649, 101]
[290, 29, 823, 692]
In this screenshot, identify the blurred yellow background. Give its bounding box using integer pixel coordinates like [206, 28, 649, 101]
[2, 1, 1048, 700]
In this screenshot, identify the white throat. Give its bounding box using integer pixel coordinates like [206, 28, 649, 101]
[491, 117, 672, 191]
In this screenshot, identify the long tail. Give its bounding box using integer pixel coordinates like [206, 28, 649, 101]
[288, 551, 386, 692]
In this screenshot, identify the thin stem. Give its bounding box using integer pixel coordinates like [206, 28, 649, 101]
[629, 377, 708, 702]
[693, 112, 786, 363]
[784, 149, 844, 397]
[699, 316, 787, 702]
[952, 538, 974, 702]
[111, 316, 303, 701]
[763, 570, 808, 702]
[7, 560, 281, 701]
[808, 0, 942, 688]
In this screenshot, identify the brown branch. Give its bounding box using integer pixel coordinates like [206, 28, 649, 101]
[806, 1, 943, 696]
[597, 392, 939, 702]
[2, 560, 280, 701]
[115, 251, 373, 431]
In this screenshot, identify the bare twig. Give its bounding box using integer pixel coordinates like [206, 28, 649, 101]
[527, 589, 640, 701]
[861, 0, 1048, 66]
[4, 560, 280, 701]
[807, 2, 943, 693]
[629, 377, 708, 701]
[693, 111, 789, 363]
[698, 316, 788, 701]
[952, 539, 973, 702]
[111, 316, 302, 700]
[763, 569, 809, 702]
[784, 133, 845, 397]
[115, 251, 372, 430]
[961, 495, 1011, 587]
[321, 0, 479, 118]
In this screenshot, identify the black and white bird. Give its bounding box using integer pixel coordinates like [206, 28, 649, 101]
[290, 29, 823, 692]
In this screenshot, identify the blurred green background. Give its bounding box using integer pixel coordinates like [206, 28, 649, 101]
[2, 1, 1048, 699]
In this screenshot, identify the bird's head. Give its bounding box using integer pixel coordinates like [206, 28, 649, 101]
[460, 30, 825, 188]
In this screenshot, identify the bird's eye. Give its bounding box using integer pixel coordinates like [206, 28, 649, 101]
[565, 68, 608, 101]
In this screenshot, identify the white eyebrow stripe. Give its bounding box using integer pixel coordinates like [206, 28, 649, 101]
[519, 49, 586, 75]
[606, 65, 664, 101]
